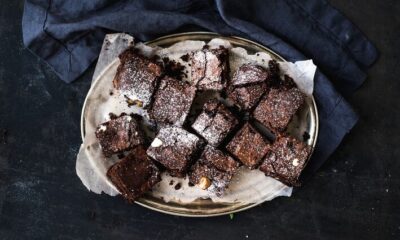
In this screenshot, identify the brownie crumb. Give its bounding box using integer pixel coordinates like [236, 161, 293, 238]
[188, 182, 195, 187]
[303, 132, 310, 142]
[109, 113, 118, 120]
[109, 91, 114, 96]
[268, 60, 281, 86]
[105, 39, 111, 47]
[174, 183, 182, 190]
[169, 180, 174, 186]
[1, 129, 7, 144]
[180, 53, 190, 62]
[162, 57, 186, 80]
[124, 95, 143, 107]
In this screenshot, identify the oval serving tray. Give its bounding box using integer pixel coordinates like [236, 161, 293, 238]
[81, 32, 319, 217]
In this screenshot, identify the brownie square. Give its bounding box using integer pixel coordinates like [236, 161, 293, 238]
[190, 47, 229, 91]
[231, 63, 269, 87]
[189, 145, 239, 195]
[146, 126, 203, 175]
[113, 48, 162, 108]
[253, 87, 305, 132]
[259, 135, 311, 186]
[191, 100, 238, 147]
[149, 76, 196, 126]
[107, 146, 161, 203]
[190, 50, 206, 86]
[226, 122, 270, 169]
[228, 82, 268, 111]
[95, 114, 145, 157]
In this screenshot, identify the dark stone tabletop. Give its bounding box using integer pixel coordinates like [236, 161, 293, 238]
[0, 1, 399, 239]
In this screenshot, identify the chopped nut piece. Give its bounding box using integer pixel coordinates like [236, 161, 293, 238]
[199, 176, 211, 190]
[150, 138, 163, 147]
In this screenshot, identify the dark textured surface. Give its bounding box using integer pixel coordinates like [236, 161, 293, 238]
[0, 1, 399, 239]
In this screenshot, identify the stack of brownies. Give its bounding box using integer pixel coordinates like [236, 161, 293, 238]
[95, 46, 312, 202]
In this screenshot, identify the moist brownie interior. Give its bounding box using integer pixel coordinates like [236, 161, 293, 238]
[107, 145, 161, 203]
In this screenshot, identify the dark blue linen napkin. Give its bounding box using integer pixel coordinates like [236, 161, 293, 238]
[22, 0, 378, 176]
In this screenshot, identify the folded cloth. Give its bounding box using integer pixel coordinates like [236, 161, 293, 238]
[22, 0, 378, 176]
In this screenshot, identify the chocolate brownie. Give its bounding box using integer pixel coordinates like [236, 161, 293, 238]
[146, 126, 203, 176]
[113, 48, 162, 108]
[226, 123, 270, 169]
[253, 87, 305, 132]
[149, 76, 196, 126]
[231, 64, 269, 87]
[107, 146, 161, 203]
[190, 47, 229, 91]
[227, 82, 268, 111]
[190, 50, 206, 85]
[259, 135, 311, 186]
[189, 145, 239, 195]
[191, 100, 238, 147]
[95, 114, 145, 157]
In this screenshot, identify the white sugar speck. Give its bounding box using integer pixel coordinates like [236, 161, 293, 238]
[292, 158, 299, 166]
